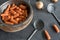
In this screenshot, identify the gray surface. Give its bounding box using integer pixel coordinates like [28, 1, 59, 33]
[0, 0, 60, 40]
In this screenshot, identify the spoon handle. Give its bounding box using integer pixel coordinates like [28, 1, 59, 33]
[28, 29, 37, 40]
[52, 13, 60, 25]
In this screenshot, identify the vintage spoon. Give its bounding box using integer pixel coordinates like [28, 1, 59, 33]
[28, 19, 44, 40]
[47, 3, 60, 25]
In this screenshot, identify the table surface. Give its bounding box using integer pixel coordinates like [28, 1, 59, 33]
[0, 0, 60, 40]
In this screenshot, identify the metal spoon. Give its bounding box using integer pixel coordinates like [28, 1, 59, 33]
[28, 19, 44, 40]
[47, 3, 60, 25]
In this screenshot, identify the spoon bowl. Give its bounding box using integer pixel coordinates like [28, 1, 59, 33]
[28, 19, 44, 40]
[47, 3, 55, 13]
[34, 19, 44, 30]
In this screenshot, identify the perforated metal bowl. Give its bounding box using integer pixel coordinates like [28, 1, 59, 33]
[0, 0, 33, 32]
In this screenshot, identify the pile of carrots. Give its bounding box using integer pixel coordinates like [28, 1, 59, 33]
[1, 4, 28, 25]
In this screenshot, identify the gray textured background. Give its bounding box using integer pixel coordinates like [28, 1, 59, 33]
[0, 0, 60, 40]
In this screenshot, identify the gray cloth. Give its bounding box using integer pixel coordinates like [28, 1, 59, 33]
[0, 0, 60, 40]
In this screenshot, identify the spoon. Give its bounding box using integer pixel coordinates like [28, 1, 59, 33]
[28, 19, 44, 40]
[47, 3, 60, 25]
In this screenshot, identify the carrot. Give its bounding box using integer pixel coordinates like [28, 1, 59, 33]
[5, 21, 14, 25]
[13, 14, 19, 18]
[11, 16, 18, 24]
[53, 24, 60, 33]
[19, 5, 26, 9]
[10, 4, 17, 9]
[44, 30, 51, 40]
[10, 9, 17, 14]
[15, 18, 20, 22]
[4, 5, 11, 14]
